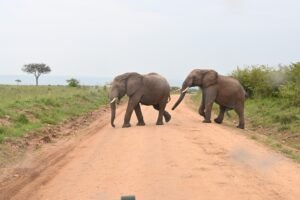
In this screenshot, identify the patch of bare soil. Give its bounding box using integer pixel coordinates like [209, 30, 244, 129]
[0, 105, 110, 199]
[1, 95, 300, 200]
[0, 117, 11, 127]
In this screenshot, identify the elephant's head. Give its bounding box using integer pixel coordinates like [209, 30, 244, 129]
[109, 72, 142, 127]
[172, 69, 218, 110]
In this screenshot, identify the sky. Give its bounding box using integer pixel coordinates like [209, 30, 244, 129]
[0, 0, 300, 80]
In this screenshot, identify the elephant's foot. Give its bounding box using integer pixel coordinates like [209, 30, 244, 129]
[156, 121, 164, 125]
[122, 123, 131, 128]
[203, 119, 211, 123]
[199, 111, 205, 117]
[214, 118, 223, 124]
[237, 124, 245, 129]
[136, 121, 146, 126]
[164, 113, 171, 122]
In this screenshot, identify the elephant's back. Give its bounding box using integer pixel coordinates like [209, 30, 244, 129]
[144, 73, 170, 90]
[218, 76, 244, 93]
[216, 76, 246, 107]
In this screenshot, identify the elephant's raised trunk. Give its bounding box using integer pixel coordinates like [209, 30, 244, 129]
[172, 89, 187, 110]
[110, 101, 116, 128]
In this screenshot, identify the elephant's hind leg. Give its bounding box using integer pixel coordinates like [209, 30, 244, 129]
[164, 111, 171, 122]
[157, 102, 166, 125]
[134, 104, 145, 126]
[153, 104, 163, 125]
[153, 104, 171, 123]
[234, 104, 245, 129]
[203, 88, 217, 123]
[214, 105, 226, 124]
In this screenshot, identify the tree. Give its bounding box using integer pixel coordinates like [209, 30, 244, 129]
[66, 78, 80, 87]
[231, 65, 274, 97]
[22, 63, 51, 86]
[15, 79, 21, 85]
[279, 62, 300, 106]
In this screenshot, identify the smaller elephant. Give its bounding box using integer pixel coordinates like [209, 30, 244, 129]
[172, 69, 247, 129]
[110, 72, 171, 128]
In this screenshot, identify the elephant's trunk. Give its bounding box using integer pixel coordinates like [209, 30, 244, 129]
[110, 101, 116, 127]
[172, 91, 187, 110]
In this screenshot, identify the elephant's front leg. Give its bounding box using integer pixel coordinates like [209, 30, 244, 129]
[134, 103, 145, 126]
[123, 97, 139, 128]
[203, 88, 217, 123]
[198, 91, 205, 118]
[214, 105, 226, 124]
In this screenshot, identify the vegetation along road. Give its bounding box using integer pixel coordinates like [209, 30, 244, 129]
[1, 95, 300, 200]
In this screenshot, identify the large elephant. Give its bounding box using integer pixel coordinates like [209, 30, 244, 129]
[172, 69, 247, 129]
[110, 72, 171, 128]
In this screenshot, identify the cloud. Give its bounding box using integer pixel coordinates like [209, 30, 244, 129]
[224, 0, 243, 14]
[1, 0, 300, 78]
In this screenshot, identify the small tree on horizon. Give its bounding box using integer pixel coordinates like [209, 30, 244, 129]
[22, 63, 51, 86]
[15, 79, 21, 85]
[66, 78, 80, 87]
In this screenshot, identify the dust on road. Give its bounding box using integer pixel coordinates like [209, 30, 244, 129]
[2, 95, 300, 200]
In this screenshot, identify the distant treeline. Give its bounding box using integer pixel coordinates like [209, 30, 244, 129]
[231, 62, 300, 106]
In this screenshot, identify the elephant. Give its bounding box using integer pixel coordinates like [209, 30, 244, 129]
[109, 72, 171, 128]
[172, 69, 247, 129]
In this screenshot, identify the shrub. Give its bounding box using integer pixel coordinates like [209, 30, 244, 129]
[232, 65, 272, 97]
[232, 65, 289, 98]
[279, 63, 300, 106]
[66, 78, 80, 87]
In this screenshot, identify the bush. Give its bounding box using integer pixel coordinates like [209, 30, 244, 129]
[66, 78, 80, 87]
[232, 65, 289, 98]
[231, 65, 272, 97]
[279, 63, 300, 106]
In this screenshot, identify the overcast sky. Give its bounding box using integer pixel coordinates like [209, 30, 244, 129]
[1, 0, 299, 79]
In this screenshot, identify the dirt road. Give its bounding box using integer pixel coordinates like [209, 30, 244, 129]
[2, 95, 300, 200]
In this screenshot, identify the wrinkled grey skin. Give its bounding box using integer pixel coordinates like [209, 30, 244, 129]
[172, 69, 247, 129]
[110, 72, 171, 128]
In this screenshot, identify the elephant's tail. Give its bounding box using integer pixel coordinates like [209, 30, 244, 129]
[245, 92, 249, 99]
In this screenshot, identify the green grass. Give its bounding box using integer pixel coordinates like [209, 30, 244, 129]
[190, 91, 300, 162]
[246, 98, 300, 133]
[0, 85, 109, 143]
[245, 98, 300, 155]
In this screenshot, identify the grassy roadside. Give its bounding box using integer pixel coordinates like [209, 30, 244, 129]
[190, 92, 300, 162]
[0, 85, 108, 143]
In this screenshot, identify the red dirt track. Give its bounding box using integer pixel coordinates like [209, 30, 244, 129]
[1, 95, 300, 200]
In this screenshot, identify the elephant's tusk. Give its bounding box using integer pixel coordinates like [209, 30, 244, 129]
[181, 87, 189, 93]
[110, 97, 117, 104]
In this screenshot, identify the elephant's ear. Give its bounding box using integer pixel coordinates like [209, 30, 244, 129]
[203, 70, 218, 88]
[126, 73, 143, 96]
